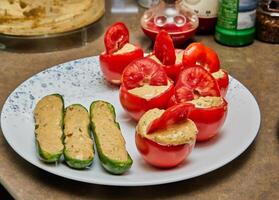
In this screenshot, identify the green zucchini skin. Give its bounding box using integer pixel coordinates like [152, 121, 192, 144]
[36, 141, 63, 163]
[90, 100, 133, 175]
[34, 94, 64, 163]
[64, 151, 93, 169]
[63, 104, 94, 169]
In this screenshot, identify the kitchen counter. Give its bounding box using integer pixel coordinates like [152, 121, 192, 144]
[0, 1, 278, 199]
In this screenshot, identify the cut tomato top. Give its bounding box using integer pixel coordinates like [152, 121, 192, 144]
[183, 43, 220, 73]
[204, 46, 220, 73]
[147, 103, 194, 134]
[153, 30, 176, 66]
[104, 22, 129, 54]
[122, 57, 168, 90]
[183, 42, 206, 68]
[175, 66, 221, 102]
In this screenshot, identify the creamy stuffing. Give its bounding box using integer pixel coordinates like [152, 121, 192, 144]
[191, 96, 223, 108]
[128, 80, 171, 100]
[91, 101, 128, 161]
[137, 108, 197, 145]
[64, 105, 93, 160]
[212, 69, 225, 79]
[34, 95, 64, 154]
[113, 43, 136, 55]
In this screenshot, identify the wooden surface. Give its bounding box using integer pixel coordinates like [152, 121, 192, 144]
[0, 1, 279, 199]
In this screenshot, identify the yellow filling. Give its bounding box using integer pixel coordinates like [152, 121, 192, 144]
[149, 55, 162, 64]
[34, 95, 64, 154]
[175, 50, 183, 64]
[113, 43, 136, 55]
[212, 69, 225, 79]
[137, 108, 197, 145]
[149, 50, 183, 65]
[91, 101, 128, 161]
[64, 105, 93, 160]
[191, 96, 223, 108]
[128, 80, 171, 100]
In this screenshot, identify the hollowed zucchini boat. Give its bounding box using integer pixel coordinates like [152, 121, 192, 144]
[33, 94, 64, 163]
[63, 104, 94, 169]
[90, 100, 133, 174]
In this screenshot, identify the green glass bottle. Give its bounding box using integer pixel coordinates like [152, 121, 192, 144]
[215, 0, 257, 46]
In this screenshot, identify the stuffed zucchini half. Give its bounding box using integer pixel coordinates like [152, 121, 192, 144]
[33, 94, 64, 163]
[90, 100, 133, 174]
[63, 104, 94, 169]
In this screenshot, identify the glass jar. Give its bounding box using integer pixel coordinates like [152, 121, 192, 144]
[140, 0, 199, 46]
[256, 0, 279, 43]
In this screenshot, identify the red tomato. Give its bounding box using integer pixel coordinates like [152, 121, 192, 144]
[135, 132, 195, 168]
[99, 48, 144, 84]
[183, 43, 206, 67]
[100, 22, 144, 84]
[119, 82, 174, 120]
[147, 103, 194, 133]
[182, 43, 220, 73]
[163, 49, 184, 81]
[147, 49, 183, 82]
[204, 46, 220, 73]
[104, 22, 129, 54]
[174, 66, 221, 103]
[212, 69, 229, 97]
[189, 98, 228, 141]
[153, 30, 176, 65]
[122, 57, 168, 89]
[120, 58, 174, 120]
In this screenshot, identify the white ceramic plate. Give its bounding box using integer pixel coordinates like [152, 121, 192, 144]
[0, 56, 260, 186]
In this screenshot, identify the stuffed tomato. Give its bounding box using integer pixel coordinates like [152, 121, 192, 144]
[148, 49, 184, 82]
[211, 69, 229, 97]
[182, 42, 229, 96]
[99, 22, 144, 84]
[169, 66, 228, 142]
[148, 30, 183, 81]
[135, 103, 197, 168]
[119, 57, 174, 121]
[189, 97, 228, 141]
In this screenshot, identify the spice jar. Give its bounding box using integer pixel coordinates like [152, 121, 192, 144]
[256, 0, 279, 43]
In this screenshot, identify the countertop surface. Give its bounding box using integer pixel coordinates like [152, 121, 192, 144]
[0, 1, 279, 199]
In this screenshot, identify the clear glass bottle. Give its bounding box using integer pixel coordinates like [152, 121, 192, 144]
[140, 0, 199, 46]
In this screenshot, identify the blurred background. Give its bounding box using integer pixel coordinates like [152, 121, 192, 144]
[0, 0, 277, 53]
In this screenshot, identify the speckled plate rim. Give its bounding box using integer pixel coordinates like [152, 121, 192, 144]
[0, 56, 261, 186]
